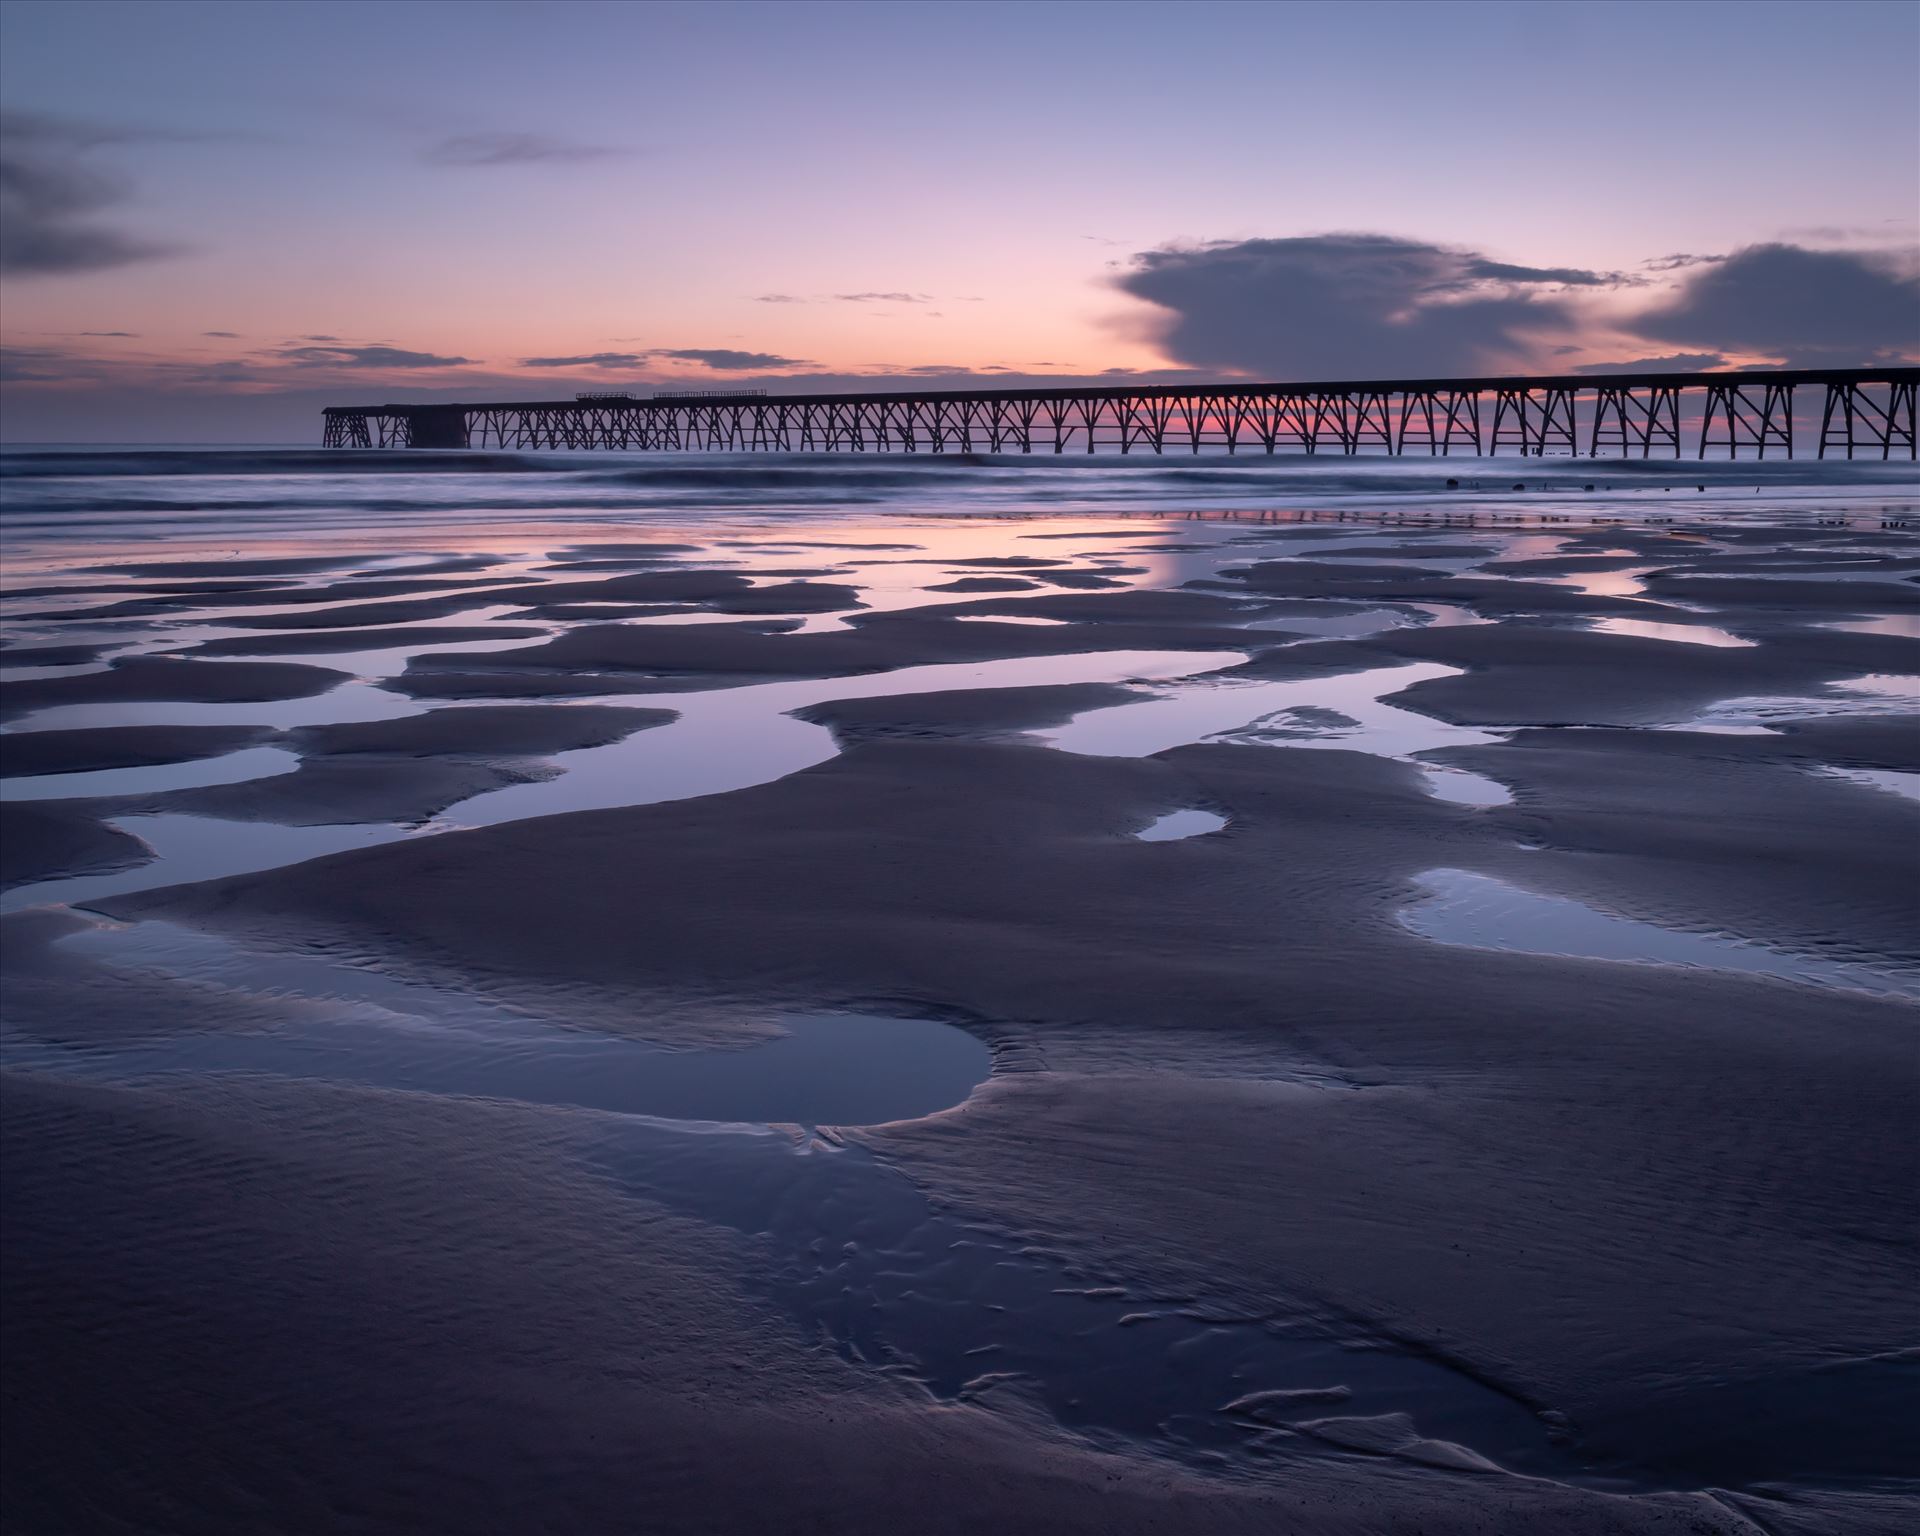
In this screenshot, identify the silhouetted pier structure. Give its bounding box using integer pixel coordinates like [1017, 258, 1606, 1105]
[325, 367, 1917, 459]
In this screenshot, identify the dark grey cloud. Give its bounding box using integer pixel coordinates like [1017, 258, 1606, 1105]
[1116, 234, 1579, 380]
[276, 344, 473, 369]
[1573, 352, 1727, 375]
[654, 348, 809, 370]
[1462, 259, 1625, 287]
[203, 330, 241, 338]
[834, 292, 931, 304]
[754, 293, 804, 304]
[423, 133, 621, 167]
[520, 352, 647, 368]
[1641, 253, 1722, 272]
[1628, 243, 1920, 367]
[79, 330, 139, 337]
[520, 348, 810, 371]
[0, 110, 179, 276]
[301, 334, 340, 342]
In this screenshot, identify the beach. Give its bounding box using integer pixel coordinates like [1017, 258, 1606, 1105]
[1, 449, 1915, 1534]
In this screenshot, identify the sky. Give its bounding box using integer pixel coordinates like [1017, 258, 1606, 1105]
[1, 0, 1916, 441]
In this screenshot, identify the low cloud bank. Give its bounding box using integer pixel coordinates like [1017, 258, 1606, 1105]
[521, 348, 812, 371]
[1116, 233, 1918, 378]
[1113, 235, 1603, 380]
[1629, 243, 1919, 368]
[277, 344, 473, 369]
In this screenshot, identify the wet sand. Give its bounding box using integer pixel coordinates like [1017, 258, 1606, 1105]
[1, 802, 151, 889]
[2, 486, 1916, 1534]
[0, 724, 277, 777]
[0, 655, 353, 720]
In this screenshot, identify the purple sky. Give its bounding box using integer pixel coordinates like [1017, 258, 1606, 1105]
[2, 0, 1916, 440]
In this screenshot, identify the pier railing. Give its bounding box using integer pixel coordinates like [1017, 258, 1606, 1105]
[324, 367, 1918, 459]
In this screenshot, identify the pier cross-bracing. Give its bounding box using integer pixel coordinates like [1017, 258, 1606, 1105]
[325, 367, 1918, 459]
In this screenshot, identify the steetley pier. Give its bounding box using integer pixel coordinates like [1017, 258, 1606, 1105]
[324, 366, 1917, 459]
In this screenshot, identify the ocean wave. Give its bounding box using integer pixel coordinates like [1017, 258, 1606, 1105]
[2, 447, 1913, 544]
[0, 449, 548, 480]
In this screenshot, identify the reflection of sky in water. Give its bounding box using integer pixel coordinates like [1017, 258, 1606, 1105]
[3, 678, 422, 734]
[4, 816, 420, 913]
[1134, 809, 1227, 842]
[1684, 567, 1920, 583]
[1405, 602, 1492, 628]
[0, 509, 1901, 967]
[1686, 673, 1918, 729]
[1418, 766, 1512, 807]
[1588, 616, 1755, 648]
[1540, 567, 1654, 597]
[1820, 767, 1920, 802]
[1835, 673, 1920, 697]
[1244, 606, 1413, 639]
[1827, 614, 1920, 639]
[451, 648, 1246, 826]
[0, 745, 299, 802]
[1040, 662, 1503, 761]
[1401, 869, 1915, 999]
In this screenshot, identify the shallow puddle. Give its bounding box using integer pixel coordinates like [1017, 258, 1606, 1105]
[1040, 662, 1505, 762]
[1820, 766, 1920, 802]
[1684, 673, 1919, 730]
[1405, 602, 1493, 628]
[1416, 765, 1512, 807]
[1400, 868, 1915, 998]
[1588, 616, 1755, 649]
[450, 648, 1246, 826]
[1542, 567, 1654, 598]
[202, 624, 556, 675]
[2, 815, 420, 913]
[1134, 809, 1227, 841]
[19, 920, 991, 1127]
[1827, 614, 1920, 639]
[3, 677, 421, 734]
[0, 745, 300, 802]
[1243, 606, 1413, 639]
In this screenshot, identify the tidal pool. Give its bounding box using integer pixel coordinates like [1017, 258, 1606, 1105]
[0, 745, 301, 802]
[1040, 662, 1505, 761]
[19, 919, 992, 1127]
[1134, 809, 1228, 841]
[1, 816, 419, 913]
[1400, 868, 1915, 999]
[450, 647, 1246, 826]
[1588, 616, 1755, 648]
